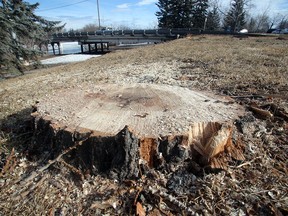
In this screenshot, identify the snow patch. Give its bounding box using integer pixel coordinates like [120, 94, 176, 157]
[41, 54, 101, 65]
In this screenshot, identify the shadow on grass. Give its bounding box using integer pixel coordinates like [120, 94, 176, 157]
[0, 107, 36, 167]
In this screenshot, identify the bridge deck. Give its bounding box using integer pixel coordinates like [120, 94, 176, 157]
[50, 29, 181, 55]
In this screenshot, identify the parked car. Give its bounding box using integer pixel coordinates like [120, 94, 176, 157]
[267, 29, 277, 33]
[270, 28, 288, 34]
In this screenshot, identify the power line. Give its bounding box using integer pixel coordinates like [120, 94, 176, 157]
[36, 0, 90, 12]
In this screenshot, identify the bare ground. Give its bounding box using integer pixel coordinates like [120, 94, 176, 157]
[0, 35, 288, 215]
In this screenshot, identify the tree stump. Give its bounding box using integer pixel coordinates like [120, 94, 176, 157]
[32, 84, 244, 179]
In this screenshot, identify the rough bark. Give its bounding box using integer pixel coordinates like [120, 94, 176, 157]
[31, 112, 244, 179]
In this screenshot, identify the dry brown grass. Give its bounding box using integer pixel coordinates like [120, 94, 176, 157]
[1, 35, 287, 119]
[0, 35, 287, 215]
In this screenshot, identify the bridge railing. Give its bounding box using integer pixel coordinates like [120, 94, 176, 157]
[52, 28, 206, 38]
[52, 28, 253, 40]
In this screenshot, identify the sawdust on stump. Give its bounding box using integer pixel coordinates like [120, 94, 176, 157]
[32, 83, 245, 179]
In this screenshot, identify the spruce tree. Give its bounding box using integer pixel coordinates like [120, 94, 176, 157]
[155, 0, 171, 28]
[0, 0, 63, 76]
[224, 0, 246, 32]
[191, 0, 209, 29]
[206, 6, 220, 30]
[156, 0, 194, 28]
[156, 0, 209, 29]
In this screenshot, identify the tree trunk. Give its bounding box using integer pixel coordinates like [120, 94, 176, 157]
[32, 84, 244, 179]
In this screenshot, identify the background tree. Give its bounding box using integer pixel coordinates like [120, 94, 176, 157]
[0, 0, 63, 75]
[245, 13, 270, 32]
[277, 15, 288, 29]
[265, 13, 288, 30]
[254, 13, 270, 32]
[80, 23, 106, 32]
[80, 23, 98, 32]
[156, 0, 193, 28]
[223, 0, 246, 32]
[206, 5, 220, 30]
[191, 0, 209, 29]
[156, 0, 172, 28]
[245, 15, 256, 31]
[156, 0, 209, 29]
[112, 24, 132, 30]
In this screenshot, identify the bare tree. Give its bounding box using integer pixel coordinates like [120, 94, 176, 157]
[267, 13, 288, 29]
[245, 11, 270, 32]
[277, 15, 288, 29]
[80, 23, 100, 32]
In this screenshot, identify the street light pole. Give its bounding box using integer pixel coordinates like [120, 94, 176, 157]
[97, 0, 101, 29]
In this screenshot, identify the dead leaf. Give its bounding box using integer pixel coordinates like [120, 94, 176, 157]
[136, 202, 146, 216]
[90, 198, 120, 210]
[249, 105, 273, 120]
[269, 203, 284, 216]
[90, 201, 111, 210]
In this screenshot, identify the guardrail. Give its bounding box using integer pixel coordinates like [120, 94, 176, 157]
[51, 28, 208, 39]
[53, 29, 180, 38]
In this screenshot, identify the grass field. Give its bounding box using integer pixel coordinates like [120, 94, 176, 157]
[0, 35, 287, 215]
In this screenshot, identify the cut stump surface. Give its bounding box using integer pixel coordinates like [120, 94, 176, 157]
[37, 83, 243, 137]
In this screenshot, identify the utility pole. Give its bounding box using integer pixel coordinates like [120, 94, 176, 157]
[97, 0, 101, 29]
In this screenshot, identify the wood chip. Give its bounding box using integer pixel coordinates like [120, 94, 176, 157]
[136, 202, 146, 216]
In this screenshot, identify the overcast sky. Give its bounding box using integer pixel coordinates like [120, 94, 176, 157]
[25, 0, 288, 30]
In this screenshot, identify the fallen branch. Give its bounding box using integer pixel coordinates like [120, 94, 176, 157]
[230, 95, 265, 99]
[0, 148, 16, 177]
[249, 105, 273, 120]
[59, 159, 84, 180]
[11, 140, 86, 200]
[235, 156, 261, 168]
[15, 139, 86, 187]
[261, 103, 288, 121]
[148, 186, 197, 215]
